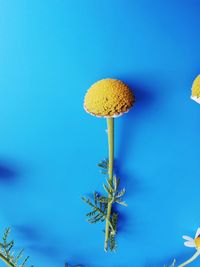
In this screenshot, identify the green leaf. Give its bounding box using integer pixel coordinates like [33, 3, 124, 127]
[106, 178, 116, 193]
[83, 158, 128, 252]
[115, 199, 128, 206]
[109, 232, 117, 252]
[86, 210, 98, 217]
[0, 228, 31, 267]
[88, 213, 105, 224]
[97, 196, 109, 203]
[82, 195, 107, 224]
[103, 183, 112, 195]
[115, 188, 126, 198]
[98, 159, 109, 175]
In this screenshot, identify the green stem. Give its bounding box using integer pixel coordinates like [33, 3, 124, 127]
[104, 118, 114, 252]
[177, 250, 200, 267]
[107, 118, 114, 181]
[0, 252, 15, 267]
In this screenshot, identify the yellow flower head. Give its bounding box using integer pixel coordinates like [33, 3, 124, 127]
[195, 236, 200, 248]
[191, 75, 200, 104]
[84, 78, 135, 118]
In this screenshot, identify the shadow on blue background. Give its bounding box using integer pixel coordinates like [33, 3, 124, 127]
[0, 160, 20, 185]
[117, 75, 162, 165]
[14, 224, 63, 265]
[114, 75, 159, 234]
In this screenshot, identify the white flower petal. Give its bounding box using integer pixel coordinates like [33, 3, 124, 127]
[182, 235, 194, 242]
[195, 228, 200, 238]
[184, 240, 195, 247]
[191, 96, 200, 104]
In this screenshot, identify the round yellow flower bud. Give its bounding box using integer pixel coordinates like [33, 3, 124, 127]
[191, 75, 200, 104]
[84, 78, 135, 118]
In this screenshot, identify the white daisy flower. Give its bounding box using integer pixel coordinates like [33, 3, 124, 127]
[183, 228, 200, 250]
[191, 75, 200, 104]
[191, 95, 200, 104]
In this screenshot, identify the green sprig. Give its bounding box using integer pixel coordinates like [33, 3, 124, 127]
[0, 228, 32, 267]
[82, 158, 127, 252]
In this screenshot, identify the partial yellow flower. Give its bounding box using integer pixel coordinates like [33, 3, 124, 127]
[84, 78, 135, 118]
[191, 75, 200, 104]
[183, 228, 200, 251]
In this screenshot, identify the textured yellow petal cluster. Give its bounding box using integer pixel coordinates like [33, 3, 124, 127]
[195, 236, 200, 248]
[84, 78, 135, 117]
[192, 75, 200, 98]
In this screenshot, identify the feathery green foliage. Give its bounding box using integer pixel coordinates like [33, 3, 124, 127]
[0, 228, 32, 267]
[82, 159, 127, 252]
[0, 229, 83, 267]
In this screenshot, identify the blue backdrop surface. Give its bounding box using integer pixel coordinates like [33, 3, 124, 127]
[0, 0, 200, 266]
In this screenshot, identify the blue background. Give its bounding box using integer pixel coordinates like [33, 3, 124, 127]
[0, 0, 200, 266]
